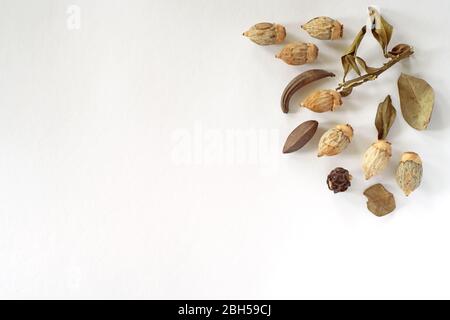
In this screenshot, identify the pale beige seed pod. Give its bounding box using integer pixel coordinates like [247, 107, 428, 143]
[243, 22, 286, 45]
[300, 89, 342, 113]
[301, 16, 343, 40]
[362, 140, 392, 180]
[275, 42, 318, 65]
[396, 152, 423, 196]
[318, 124, 353, 157]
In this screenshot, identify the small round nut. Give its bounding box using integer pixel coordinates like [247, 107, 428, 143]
[327, 167, 352, 193]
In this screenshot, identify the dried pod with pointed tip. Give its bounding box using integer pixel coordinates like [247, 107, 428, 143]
[301, 16, 343, 40]
[301, 89, 342, 113]
[362, 140, 392, 180]
[317, 124, 353, 157]
[396, 152, 423, 196]
[243, 22, 286, 45]
[283, 120, 318, 154]
[276, 42, 318, 65]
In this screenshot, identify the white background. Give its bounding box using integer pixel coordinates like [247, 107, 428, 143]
[1, 0, 449, 299]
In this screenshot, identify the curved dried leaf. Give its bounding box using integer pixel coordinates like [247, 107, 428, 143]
[341, 26, 366, 80]
[369, 7, 393, 56]
[364, 183, 396, 217]
[375, 95, 396, 140]
[398, 73, 435, 130]
[356, 57, 379, 74]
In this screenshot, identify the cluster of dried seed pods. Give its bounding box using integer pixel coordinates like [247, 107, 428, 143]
[244, 8, 434, 218]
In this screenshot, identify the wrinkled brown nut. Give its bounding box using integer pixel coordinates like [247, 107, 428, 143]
[243, 22, 286, 45]
[301, 16, 343, 40]
[300, 89, 342, 113]
[276, 42, 318, 65]
[327, 167, 352, 193]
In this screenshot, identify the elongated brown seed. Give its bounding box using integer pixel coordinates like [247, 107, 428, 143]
[281, 69, 335, 113]
[283, 120, 319, 153]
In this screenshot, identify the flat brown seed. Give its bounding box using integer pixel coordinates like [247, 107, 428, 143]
[283, 120, 318, 153]
[363, 184, 396, 217]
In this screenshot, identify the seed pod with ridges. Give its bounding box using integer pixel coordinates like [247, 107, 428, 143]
[396, 152, 423, 196]
[327, 167, 352, 193]
[300, 89, 342, 113]
[362, 140, 392, 180]
[317, 124, 353, 157]
[276, 42, 318, 65]
[301, 16, 343, 40]
[243, 23, 286, 45]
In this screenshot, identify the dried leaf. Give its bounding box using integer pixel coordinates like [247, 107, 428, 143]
[398, 73, 435, 130]
[363, 184, 396, 217]
[369, 7, 393, 56]
[375, 95, 396, 140]
[341, 26, 366, 80]
[389, 44, 413, 57]
[356, 57, 379, 74]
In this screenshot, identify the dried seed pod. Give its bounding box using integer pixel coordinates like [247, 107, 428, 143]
[243, 22, 286, 45]
[281, 69, 335, 113]
[396, 152, 423, 196]
[327, 167, 352, 193]
[300, 89, 342, 113]
[276, 42, 318, 65]
[283, 120, 319, 153]
[317, 124, 353, 157]
[301, 16, 343, 40]
[362, 140, 392, 180]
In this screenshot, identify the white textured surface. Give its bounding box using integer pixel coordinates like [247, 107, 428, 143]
[0, 0, 449, 299]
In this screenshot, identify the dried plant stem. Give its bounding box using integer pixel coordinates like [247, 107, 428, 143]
[336, 50, 414, 96]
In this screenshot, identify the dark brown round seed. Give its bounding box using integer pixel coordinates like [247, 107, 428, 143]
[327, 167, 352, 193]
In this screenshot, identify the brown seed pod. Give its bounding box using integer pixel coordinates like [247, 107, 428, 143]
[327, 167, 352, 193]
[300, 89, 342, 113]
[283, 120, 319, 154]
[301, 16, 343, 40]
[362, 140, 392, 180]
[317, 124, 353, 157]
[243, 22, 286, 45]
[276, 42, 318, 65]
[396, 152, 423, 196]
[281, 69, 335, 113]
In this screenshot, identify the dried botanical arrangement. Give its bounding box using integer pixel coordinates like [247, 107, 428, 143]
[243, 7, 435, 217]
